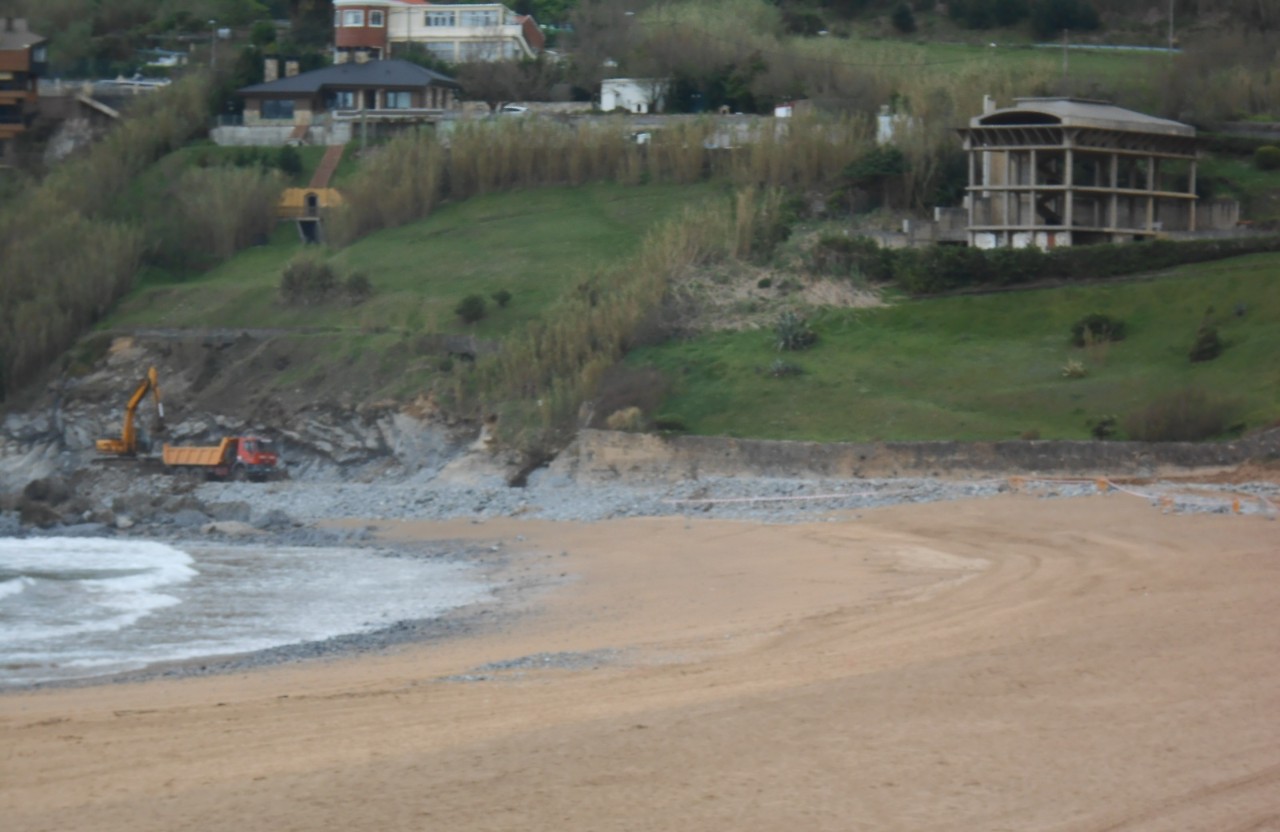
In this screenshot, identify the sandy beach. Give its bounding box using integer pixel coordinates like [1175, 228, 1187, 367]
[3, 492, 1278, 831]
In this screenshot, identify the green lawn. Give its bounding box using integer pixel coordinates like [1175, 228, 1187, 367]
[630, 252, 1280, 441]
[107, 182, 716, 340]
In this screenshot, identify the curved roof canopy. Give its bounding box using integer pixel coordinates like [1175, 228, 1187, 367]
[972, 97, 1194, 138]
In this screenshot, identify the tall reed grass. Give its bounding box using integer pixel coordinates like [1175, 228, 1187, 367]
[0, 73, 213, 400]
[463, 190, 780, 457]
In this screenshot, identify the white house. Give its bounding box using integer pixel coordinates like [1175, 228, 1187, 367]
[600, 78, 667, 114]
[333, 1, 545, 64]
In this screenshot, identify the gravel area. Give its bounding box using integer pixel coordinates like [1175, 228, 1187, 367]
[192, 472, 1280, 527]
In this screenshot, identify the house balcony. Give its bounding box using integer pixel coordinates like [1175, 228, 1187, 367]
[329, 107, 449, 122]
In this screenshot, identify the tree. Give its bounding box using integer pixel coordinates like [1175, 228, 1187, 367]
[891, 3, 917, 33]
[455, 57, 559, 111]
[1031, 0, 1101, 40]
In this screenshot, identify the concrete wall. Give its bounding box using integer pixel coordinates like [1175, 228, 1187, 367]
[210, 122, 353, 146]
[551, 429, 1280, 483]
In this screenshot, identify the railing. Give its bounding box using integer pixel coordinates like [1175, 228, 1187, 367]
[330, 108, 447, 120]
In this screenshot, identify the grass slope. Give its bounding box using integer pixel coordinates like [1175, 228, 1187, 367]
[102, 182, 715, 400]
[630, 253, 1280, 442]
[109, 182, 714, 337]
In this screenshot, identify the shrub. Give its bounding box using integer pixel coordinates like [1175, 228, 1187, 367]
[653, 414, 687, 433]
[343, 272, 374, 304]
[1255, 146, 1280, 171]
[891, 4, 917, 33]
[1189, 324, 1223, 362]
[757, 277, 773, 289]
[455, 294, 487, 324]
[1123, 389, 1235, 441]
[491, 289, 512, 308]
[1089, 415, 1118, 440]
[1061, 359, 1088, 378]
[808, 236, 894, 282]
[1070, 314, 1127, 348]
[276, 145, 303, 177]
[768, 358, 804, 377]
[589, 364, 669, 428]
[774, 311, 817, 351]
[279, 253, 337, 305]
[605, 406, 644, 431]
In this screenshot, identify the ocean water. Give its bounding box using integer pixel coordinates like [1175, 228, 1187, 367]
[0, 537, 493, 688]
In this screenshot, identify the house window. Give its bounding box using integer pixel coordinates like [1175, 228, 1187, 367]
[31, 46, 47, 63]
[425, 42, 455, 61]
[342, 10, 364, 27]
[260, 99, 295, 120]
[369, 10, 384, 26]
[426, 11, 456, 26]
[459, 41, 501, 61]
[335, 10, 342, 26]
[459, 10, 499, 27]
[385, 91, 411, 109]
[327, 90, 358, 109]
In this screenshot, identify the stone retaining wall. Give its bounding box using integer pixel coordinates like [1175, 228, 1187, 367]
[551, 429, 1280, 482]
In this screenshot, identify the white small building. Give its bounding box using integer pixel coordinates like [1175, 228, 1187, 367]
[600, 78, 667, 114]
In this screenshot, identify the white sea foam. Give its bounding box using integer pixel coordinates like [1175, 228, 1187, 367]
[0, 538, 492, 687]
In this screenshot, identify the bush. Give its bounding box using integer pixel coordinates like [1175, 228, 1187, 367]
[891, 4, 917, 33]
[605, 406, 644, 431]
[344, 272, 374, 304]
[491, 289, 512, 308]
[455, 294, 487, 324]
[768, 358, 804, 377]
[1070, 313, 1127, 347]
[279, 253, 337, 305]
[808, 236, 894, 282]
[774, 310, 818, 351]
[1189, 324, 1223, 362]
[276, 145, 303, 178]
[1061, 359, 1088, 378]
[1089, 414, 1118, 440]
[1255, 146, 1280, 171]
[1123, 389, 1235, 441]
[653, 414, 687, 433]
[589, 364, 669, 428]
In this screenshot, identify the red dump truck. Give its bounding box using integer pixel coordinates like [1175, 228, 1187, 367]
[162, 436, 280, 481]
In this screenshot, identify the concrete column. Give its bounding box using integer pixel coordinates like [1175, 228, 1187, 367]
[1064, 145, 1074, 230]
[1029, 149, 1037, 235]
[1109, 153, 1119, 234]
[967, 148, 976, 234]
[1189, 159, 1197, 232]
[1145, 155, 1156, 233]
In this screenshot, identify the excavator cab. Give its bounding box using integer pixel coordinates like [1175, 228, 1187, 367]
[95, 366, 165, 457]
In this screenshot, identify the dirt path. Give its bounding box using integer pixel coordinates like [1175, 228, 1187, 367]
[2, 494, 1278, 831]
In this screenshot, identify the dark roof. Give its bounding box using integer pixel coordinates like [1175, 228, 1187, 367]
[0, 25, 45, 51]
[238, 59, 459, 96]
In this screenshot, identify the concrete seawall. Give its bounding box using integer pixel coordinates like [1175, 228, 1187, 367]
[551, 429, 1280, 482]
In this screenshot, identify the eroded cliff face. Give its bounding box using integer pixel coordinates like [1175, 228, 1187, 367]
[1, 333, 477, 496]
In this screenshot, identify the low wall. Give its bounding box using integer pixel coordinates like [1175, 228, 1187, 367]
[551, 429, 1280, 482]
[210, 124, 352, 147]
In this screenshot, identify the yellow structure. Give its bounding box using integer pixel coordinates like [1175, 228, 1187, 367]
[277, 187, 344, 219]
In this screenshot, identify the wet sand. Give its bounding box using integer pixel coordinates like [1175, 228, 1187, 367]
[3, 493, 1278, 831]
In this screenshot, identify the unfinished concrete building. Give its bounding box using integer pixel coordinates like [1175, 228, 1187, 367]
[958, 97, 1199, 249]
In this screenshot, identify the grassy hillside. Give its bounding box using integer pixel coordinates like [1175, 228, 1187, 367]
[106, 181, 716, 339]
[628, 252, 1280, 442]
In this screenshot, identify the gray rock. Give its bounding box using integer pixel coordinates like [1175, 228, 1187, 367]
[167, 508, 211, 528]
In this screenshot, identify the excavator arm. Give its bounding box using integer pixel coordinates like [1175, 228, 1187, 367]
[95, 366, 165, 456]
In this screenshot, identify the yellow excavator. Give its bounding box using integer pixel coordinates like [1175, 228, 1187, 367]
[95, 366, 165, 456]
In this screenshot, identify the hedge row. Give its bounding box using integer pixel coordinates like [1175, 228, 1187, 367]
[889, 235, 1280, 295]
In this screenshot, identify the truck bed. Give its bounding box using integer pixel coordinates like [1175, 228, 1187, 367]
[162, 439, 231, 467]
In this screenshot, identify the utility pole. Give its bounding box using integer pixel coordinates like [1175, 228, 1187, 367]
[209, 19, 217, 71]
[1168, 0, 1175, 52]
